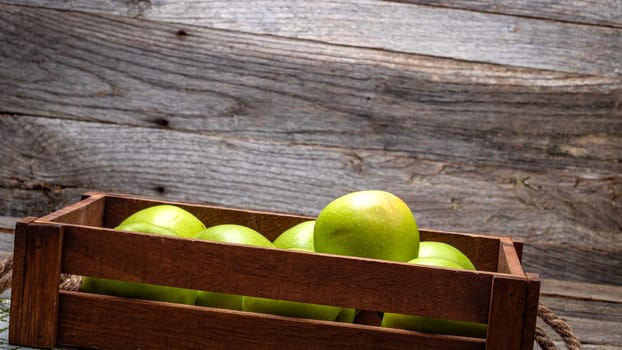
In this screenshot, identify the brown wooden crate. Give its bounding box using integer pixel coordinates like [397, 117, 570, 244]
[10, 191, 540, 350]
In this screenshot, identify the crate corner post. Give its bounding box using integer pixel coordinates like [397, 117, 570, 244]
[9, 219, 64, 349]
[520, 273, 541, 350]
[485, 275, 528, 350]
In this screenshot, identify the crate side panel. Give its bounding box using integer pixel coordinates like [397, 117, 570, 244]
[61, 225, 493, 322]
[497, 238, 525, 276]
[37, 193, 106, 226]
[102, 194, 310, 239]
[57, 291, 486, 350]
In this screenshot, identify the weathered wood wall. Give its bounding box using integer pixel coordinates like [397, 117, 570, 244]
[1, 1, 621, 289]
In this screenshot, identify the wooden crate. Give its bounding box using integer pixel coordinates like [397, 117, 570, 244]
[9, 192, 540, 350]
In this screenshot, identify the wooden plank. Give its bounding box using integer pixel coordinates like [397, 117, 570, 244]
[538, 316, 622, 347]
[539, 296, 622, 324]
[522, 244, 621, 286]
[61, 224, 494, 322]
[537, 342, 622, 350]
[5, 0, 622, 29]
[497, 238, 525, 275]
[8, 217, 34, 345]
[0, 186, 89, 219]
[520, 273, 541, 350]
[2, 116, 619, 286]
[57, 291, 486, 350]
[387, 0, 622, 28]
[0, 217, 17, 234]
[485, 276, 527, 349]
[0, 6, 620, 174]
[2, 1, 621, 77]
[541, 278, 622, 303]
[8, 221, 63, 348]
[37, 192, 106, 226]
[536, 279, 621, 348]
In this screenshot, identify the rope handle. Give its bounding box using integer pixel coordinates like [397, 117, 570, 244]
[0, 254, 581, 349]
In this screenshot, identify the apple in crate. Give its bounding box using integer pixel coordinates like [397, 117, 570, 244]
[418, 241, 476, 270]
[117, 204, 206, 238]
[80, 204, 206, 304]
[314, 190, 420, 262]
[273, 220, 316, 251]
[243, 290, 352, 322]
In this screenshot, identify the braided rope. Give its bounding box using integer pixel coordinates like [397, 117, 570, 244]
[535, 324, 558, 349]
[538, 303, 582, 350]
[0, 254, 581, 349]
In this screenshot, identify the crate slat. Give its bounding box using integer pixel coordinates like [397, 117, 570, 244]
[60, 224, 493, 322]
[57, 291, 486, 350]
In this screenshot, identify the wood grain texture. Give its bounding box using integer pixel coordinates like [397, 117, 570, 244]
[387, 0, 622, 28]
[1, 1, 622, 77]
[60, 223, 494, 321]
[486, 277, 527, 349]
[521, 273, 541, 350]
[538, 279, 622, 348]
[2, 115, 620, 285]
[0, 4, 620, 288]
[4, 0, 622, 29]
[57, 291, 486, 350]
[8, 221, 63, 348]
[541, 278, 622, 303]
[0, 217, 17, 234]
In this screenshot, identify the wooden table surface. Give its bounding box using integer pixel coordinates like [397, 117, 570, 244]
[0, 1, 620, 348]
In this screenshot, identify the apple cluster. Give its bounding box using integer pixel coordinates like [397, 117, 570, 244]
[80, 190, 486, 337]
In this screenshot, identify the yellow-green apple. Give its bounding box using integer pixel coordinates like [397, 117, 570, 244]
[273, 220, 316, 251]
[243, 294, 347, 322]
[381, 257, 487, 337]
[417, 241, 476, 270]
[314, 190, 419, 262]
[194, 224, 273, 310]
[118, 204, 206, 238]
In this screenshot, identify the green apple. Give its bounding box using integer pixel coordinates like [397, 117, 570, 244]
[195, 224, 274, 247]
[195, 224, 274, 310]
[80, 221, 198, 304]
[111, 221, 178, 236]
[335, 307, 358, 323]
[80, 276, 197, 305]
[314, 190, 419, 262]
[242, 247, 356, 323]
[381, 257, 487, 338]
[418, 241, 476, 270]
[243, 295, 344, 322]
[381, 313, 487, 338]
[273, 220, 316, 251]
[118, 204, 206, 238]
